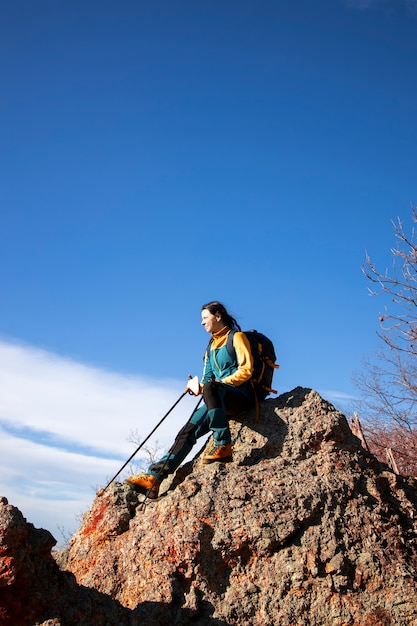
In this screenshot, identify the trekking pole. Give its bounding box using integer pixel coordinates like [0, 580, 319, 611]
[100, 376, 200, 494]
[140, 394, 204, 509]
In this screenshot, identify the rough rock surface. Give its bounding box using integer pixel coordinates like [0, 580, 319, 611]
[1, 387, 417, 625]
[0, 497, 138, 625]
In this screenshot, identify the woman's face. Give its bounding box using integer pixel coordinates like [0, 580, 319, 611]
[201, 309, 224, 334]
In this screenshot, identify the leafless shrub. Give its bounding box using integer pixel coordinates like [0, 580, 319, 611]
[358, 206, 417, 476]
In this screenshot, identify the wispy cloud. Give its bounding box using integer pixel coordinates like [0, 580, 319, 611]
[318, 389, 358, 410]
[0, 339, 198, 543]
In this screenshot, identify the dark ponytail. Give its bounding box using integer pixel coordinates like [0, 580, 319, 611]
[201, 301, 241, 331]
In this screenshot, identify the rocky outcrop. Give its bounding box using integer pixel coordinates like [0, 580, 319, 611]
[0, 497, 138, 625]
[1, 387, 417, 625]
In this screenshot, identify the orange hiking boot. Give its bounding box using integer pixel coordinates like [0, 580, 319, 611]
[203, 443, 233, 465]
[124, 473, 161, 499]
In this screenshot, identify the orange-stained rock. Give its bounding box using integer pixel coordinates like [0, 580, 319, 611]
[66, 388, 417, 625]
[1, 388, 417, 625]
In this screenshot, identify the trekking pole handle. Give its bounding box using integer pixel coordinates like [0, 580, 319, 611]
[185, 375, 200, 396]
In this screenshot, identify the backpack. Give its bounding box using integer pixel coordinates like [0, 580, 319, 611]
[207, 329, 280, 401]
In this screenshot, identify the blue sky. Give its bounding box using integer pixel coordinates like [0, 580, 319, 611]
[1, 0, 416, 541]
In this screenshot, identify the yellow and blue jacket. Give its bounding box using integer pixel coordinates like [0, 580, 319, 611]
[201, 326, 254, 389]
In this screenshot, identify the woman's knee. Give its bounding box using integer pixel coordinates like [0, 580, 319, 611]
[202, 380, 222, 409]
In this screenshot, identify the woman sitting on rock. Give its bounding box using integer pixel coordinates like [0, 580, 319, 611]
[125, 300, 255, 498]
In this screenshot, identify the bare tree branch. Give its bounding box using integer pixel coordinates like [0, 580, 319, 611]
[358, 205, 417, 476]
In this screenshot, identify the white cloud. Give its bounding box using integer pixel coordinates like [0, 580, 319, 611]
[318, 389, 358, 414]
[319, 389, 358, 402]
[0, 339, 200, 544]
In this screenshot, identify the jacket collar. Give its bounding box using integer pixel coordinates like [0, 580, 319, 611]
[212, 325, 231, 339]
